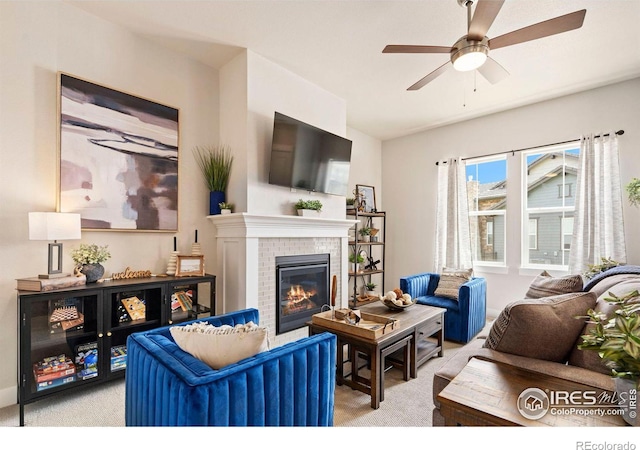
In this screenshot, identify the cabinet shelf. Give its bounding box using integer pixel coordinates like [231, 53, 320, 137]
[18, 274, 215, 426]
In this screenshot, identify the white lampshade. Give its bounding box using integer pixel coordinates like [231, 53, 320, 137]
[29, 212, 82, 241]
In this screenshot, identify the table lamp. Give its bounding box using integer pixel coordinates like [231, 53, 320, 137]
[29, 212, 81, 279]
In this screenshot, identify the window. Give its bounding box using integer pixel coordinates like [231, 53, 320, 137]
[562, 216, 574, 250]
[522, 143, 579, 268]
[466, 156, 506, 265]
[558, 183, 573, 198]
[528, 218, 538, 250]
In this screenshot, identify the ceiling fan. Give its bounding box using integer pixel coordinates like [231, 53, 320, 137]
[383, 0, 586, 90]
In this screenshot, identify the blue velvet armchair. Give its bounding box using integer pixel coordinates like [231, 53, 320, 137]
[125, 308, 337, 426]
[400, 272, 487, 343]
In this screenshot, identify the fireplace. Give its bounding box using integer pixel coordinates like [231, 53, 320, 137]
[276, 254, 329, 334]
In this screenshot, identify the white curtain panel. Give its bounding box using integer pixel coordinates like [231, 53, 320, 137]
[434, 158, 472, 272]
[568, 132, 627, 274]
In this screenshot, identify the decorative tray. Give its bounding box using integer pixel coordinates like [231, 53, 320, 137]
[311, 309, 398, 339]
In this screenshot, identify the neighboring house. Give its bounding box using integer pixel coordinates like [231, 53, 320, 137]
[468, 151, 579, 266]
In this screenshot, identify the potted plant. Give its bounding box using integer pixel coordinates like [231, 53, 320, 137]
[193, 144, 233, 215]
[583, 257, 622, 280]
[218, 202, 234, 214]
[294, 199, 322, 217]
[358, 227, 371, 242]
[369, 228, 380, 242]
[346, 197, 356, 210]
[625, 177, 640, 207]
[349, 252, 364, 273]
[71, 243, 111, 283]
[577, 289, 640, 425]
[365, 282, 377, 297]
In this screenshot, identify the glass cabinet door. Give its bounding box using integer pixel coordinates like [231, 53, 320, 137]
[105, 285, 163, 376]
[25, 292, 100, 399]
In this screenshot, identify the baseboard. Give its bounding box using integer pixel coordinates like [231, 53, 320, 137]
[0, 385, 16, 409]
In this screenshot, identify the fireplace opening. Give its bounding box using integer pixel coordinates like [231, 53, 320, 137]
[276, 254, 329, 334]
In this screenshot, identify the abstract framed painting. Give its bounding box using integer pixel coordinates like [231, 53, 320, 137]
[58, 73, 179, 232]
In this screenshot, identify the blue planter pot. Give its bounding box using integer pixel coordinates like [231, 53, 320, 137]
[210, 191, 226, 215]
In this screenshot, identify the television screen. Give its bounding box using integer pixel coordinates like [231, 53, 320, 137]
[268, 112, 352, 196]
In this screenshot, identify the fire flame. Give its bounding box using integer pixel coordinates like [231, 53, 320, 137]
[287, 285, 317, 302]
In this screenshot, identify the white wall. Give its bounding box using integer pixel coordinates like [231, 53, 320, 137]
[220, 50, 350, 219]
[0, 1, 219, 408]
[382, 78, 640, 317]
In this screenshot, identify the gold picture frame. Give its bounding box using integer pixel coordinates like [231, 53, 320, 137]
[175, 255, 205, 277]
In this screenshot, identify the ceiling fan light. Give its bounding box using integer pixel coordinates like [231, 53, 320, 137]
[451, 36, 489, 72]
[452, 48, 488, 71]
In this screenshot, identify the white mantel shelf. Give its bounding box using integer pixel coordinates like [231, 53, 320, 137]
[207, 212, 357, 238]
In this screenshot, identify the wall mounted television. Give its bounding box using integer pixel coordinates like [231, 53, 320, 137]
[268, 112, 352, 196]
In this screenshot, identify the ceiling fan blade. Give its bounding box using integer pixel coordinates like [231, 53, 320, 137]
[468, 0, 505, 41]
[408, 61, 451, 91]
[383, 45, 451, 54]
[489, 9, 586, 50]
[477, 57, 509, 84]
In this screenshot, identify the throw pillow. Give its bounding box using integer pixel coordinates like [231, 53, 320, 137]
[525, 270, 584, 299]
[170, 321, 269, 370]
[434, 268, 473, 300]
[483, 291, 597, 362]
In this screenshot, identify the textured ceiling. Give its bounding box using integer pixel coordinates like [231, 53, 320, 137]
[68, 0, 640, 141]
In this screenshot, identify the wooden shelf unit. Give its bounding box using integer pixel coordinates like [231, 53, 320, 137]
[347, 209, 386, 308]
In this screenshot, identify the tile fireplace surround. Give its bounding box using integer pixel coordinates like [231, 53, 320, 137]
[208, 213, 356, 347]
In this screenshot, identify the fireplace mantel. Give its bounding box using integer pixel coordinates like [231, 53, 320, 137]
[207, 213, 355, 346]
[208, 212, 356, 238]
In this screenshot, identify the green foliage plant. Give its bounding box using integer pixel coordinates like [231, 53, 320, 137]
[193, 145, 233, 192]
[294, 199, 323, 211]
[346, 197, 355, 206]
[358, 227, 371, 236]
[577, 290, 640, 381]
[349, 253, 364, 264]
[71, 244, 111, 265]
[626, 178, 640, 207]
[218, 202, 234, 210]
[583, 257, 622, 280]
[365, 282, 377, 290]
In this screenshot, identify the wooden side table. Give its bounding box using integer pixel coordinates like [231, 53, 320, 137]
[438, 358, 627, 426]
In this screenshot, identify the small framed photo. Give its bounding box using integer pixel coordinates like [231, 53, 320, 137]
[175, 255, 205, 277]
[356, 184, 376, 213]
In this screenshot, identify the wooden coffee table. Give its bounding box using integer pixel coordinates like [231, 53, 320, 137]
[308, 302, 445, 409]
[438, 357, 627, 426]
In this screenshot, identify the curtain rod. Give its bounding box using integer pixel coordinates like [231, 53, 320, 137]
[435, 129, 624, 165]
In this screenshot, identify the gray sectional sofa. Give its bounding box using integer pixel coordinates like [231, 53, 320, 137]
[431, 266, 640, 426]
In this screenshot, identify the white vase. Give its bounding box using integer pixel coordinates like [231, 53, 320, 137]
[221, 209, 231, 215]
[297, 209, 319, 217]
[615, 377, 638, 426]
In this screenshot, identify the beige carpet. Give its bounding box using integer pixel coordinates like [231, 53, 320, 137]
[0, 339, 463, 428]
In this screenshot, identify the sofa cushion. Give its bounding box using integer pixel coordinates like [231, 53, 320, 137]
[170, 320, 269, 369]
[415, 295, 460, 311]
[434, 268, 473, 300]
[483, 291, 597, 362]
[525, 270, 584, 299]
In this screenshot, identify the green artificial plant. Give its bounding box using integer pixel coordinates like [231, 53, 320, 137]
[577, 290, 640, 381]
[626, 178, 640, 207]
[193, 145, 234, 192]
[294, 199, 323, 211]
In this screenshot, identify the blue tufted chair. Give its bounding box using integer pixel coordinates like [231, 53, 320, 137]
[125, 308, 336, 426]
[400, 272, 487, 343]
